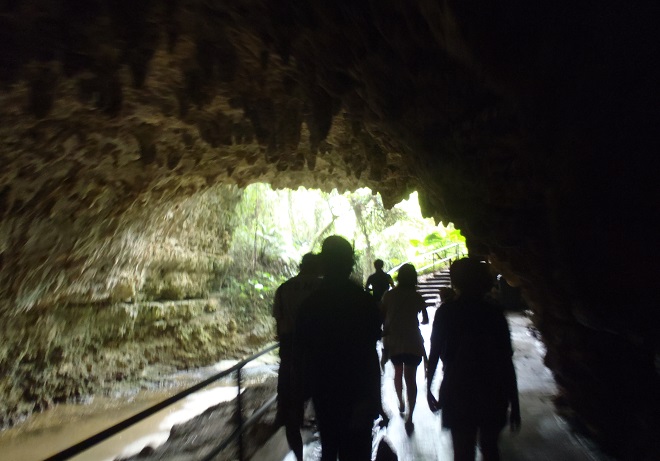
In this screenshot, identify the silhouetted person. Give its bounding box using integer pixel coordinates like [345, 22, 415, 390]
[272, 253, 321, 461]
[365, 259, 394, 302]
[439, 286, 456, 304]
[295, 236, 382, 461]
[380, 263, 429, 434]
[496, 275, 527, 311]
[427, 258, 520, 461]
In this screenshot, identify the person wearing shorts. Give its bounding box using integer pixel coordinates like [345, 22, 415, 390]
[381, 263, 429, 433]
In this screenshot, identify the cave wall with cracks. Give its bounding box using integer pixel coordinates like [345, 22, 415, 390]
[0, 1, 657, 458]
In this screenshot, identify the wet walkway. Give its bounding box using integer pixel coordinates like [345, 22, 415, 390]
[258, 310, 611, 461]
[2, 282, 614, 461]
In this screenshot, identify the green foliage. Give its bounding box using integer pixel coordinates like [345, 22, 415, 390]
[415, 226, 465, 250]
[400, 223, 467, 274]
[217, 270, 284, 330]
[226, 185, 466, 287]
[210, 184, 468, 336]
[423, 232, 445, 246]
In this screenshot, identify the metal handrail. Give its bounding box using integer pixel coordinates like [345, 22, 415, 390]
[44, 343, 280, 461]
[200, 394, 278, 461]
[388, 242, 466, 275]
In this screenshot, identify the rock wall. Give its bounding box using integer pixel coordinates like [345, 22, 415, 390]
[0, 182, 239, 312]
[0, 184, 278, 426]
[0, 1, 657, 458]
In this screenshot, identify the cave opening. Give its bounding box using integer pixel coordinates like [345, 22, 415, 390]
[0, 182, 465, 421]
[0, 181, 474, 460]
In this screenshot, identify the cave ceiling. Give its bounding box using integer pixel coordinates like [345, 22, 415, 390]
[1, 1, 656, 298]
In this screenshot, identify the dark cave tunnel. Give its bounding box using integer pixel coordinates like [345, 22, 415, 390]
[0, 1, 658, 459]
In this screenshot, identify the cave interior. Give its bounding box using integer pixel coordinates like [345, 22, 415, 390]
[0, 1, 658, 459]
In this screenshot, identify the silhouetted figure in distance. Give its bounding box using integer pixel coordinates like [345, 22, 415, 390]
[295, 236, 382, 461]
[427, 258, 520, 461]
[380, 263, 429, 434]
[365, 259, 395, 303]
[496, 275, 527, 311]
[272, 253, 321, 461]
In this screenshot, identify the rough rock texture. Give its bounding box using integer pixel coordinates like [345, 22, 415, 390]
[0, 1, 657, 459]
[0, 182, 274, 427]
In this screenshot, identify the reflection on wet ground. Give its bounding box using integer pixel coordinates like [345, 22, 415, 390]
[270, 311, 613, 461]
[0, 355, 278, 461]
[2, 313, 615, 461]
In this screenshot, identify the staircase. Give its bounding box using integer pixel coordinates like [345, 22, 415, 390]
[416, 270, 451, 309]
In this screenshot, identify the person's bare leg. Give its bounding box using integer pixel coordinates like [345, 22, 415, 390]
[380, 345, 389, 371]
[393, 363, 405, 413]
[404, 364, 418, 423]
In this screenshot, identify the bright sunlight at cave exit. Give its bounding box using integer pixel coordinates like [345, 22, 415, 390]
[235, 184, 466, 278]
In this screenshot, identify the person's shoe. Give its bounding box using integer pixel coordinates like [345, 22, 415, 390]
[398, 401, 405, 415]
[405, 420, 415, 435]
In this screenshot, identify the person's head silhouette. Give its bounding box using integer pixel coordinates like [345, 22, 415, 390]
[299, 252, 320, 276]
[374, 259, 384, 271]
[449, 258, 493, 299]
[320, 235, 354, 279]
[397, 263, 417, 289]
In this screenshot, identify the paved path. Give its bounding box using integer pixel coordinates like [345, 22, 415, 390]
[258, 310, 613, 461]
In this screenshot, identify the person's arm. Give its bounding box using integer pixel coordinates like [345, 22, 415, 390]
[379, 297, 388, 324]
[421, 308, 429, 325]
[365, 275, 373, 293]
[422, 350, 429, 377]
[369, 297, 384, 342]
[388, 274, 395, 289]
[426, 307, 444, 411]
[427, 312, 442, 384]
[426, 353, 440, 411]
[272, 285, 283, 339]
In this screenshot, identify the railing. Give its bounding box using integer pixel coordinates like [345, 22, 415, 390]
[388, 242, 466, 276]
[44, 343, 280, 461]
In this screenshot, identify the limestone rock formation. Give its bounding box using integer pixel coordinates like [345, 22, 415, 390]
[0, 1, 657, 458]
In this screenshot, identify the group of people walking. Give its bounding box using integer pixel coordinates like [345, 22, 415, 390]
[272, 235, 520, 461]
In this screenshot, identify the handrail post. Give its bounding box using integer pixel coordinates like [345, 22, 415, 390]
[45, 343, 279, 461]
[237, 367, 244, 461]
